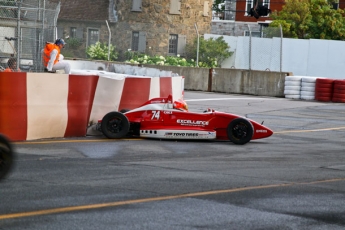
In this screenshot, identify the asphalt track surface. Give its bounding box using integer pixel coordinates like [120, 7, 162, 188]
[1, 91, 345, 230]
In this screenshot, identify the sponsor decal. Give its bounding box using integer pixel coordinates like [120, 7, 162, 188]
[177, 119, 209, 126]
[165, 132, 173, 136]
[164, 111, 173, 114]
[173, 133, 199, 137]
[256, 130, 268, 133]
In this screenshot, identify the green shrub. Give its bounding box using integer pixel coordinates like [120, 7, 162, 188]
[124, 51, 196, 67]
[186, 36, 233, 68]
[124, 36, 233, 68]
[86, 42, 118, 61]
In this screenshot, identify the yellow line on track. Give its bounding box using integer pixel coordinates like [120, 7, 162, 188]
[274, 126, 345, 134]
[0, 178, 344, 220]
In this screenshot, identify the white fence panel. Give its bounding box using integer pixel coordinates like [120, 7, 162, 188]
[207, 34, 345, 79]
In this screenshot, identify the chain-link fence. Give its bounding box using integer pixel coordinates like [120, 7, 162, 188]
[236, 25, 283, 72]
[0, 0, 60, 72]
[246, 25, 283, 72]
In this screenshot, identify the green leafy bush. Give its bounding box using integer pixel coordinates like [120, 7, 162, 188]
[124, 36, 232, 68]
[124, 51, 196, 67]
[186, 36, 233, 68]
[86, 42, 118, 61]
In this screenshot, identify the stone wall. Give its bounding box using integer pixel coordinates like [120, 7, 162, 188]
[58, 20, 111, 59]
[211, 21, 261, 37]
[57, 0, 213, 60]
[114, 0, 213, 58]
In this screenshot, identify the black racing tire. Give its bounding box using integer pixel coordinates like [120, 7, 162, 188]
[101, 112, 130, 139]
[0, 134, 14, 181]
[227, 118, 254, 145]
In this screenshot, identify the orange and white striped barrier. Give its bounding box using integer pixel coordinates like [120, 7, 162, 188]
[0, 72, 184, 141]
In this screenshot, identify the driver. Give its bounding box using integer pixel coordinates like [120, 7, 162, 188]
[173, 99, 188, 111]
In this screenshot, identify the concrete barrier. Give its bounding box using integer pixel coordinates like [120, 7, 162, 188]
[143, 65, 287, 97]
[70, 60, 289, 97]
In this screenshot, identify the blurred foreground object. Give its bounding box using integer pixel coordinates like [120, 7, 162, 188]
[0, 134, 14, 181]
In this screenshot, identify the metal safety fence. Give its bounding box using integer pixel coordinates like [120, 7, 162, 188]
[0, 0, 60, 72]
[246, 24, 283, 72]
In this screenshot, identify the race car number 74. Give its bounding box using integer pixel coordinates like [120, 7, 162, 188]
[151, 111, 160, 120]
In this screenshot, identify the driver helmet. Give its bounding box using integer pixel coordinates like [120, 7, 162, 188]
[173, 99, 188, 111]
[55, 38, 66, 47]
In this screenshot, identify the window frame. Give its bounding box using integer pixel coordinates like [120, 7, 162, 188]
[70, 27, 77, 38]
[245, 0, 270, 16]
[132, 0, 142, 11]
[131, 31, 146, 52]
[87, 28, 100, 47]
[168, 34, 178, 55]
[131, 31, 139, 51]
[244, 31, 261, 37]
[169, 0, 181, 15]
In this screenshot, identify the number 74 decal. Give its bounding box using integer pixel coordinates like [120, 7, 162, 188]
[151, 111, 160, 120]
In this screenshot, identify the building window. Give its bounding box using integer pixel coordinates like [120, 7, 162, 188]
[244, 31, 261, 37]
[169, 0, 181, 15]
[70, 27, 77, 38]
[87, 29, 99, 46]
[132, 0, 142, 11]
[203, 1, 210, 16]
[169, 34, 178, 55]
[131, 31, 146, 52]
[132, 31, 139, 51]
[245, 0, 270, 15]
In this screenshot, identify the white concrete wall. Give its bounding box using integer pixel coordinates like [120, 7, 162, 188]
[205, 34, 345, 79]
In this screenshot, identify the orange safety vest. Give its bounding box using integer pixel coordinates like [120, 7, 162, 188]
[43, 43, 61, 67]
[3, 68, 21, 72]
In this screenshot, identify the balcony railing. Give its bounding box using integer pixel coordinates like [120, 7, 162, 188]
[212, 10, 235, 21]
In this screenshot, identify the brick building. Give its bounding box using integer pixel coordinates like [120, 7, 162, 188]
[212, 0, 285, 37]
[52, 0, 213, 60]
[235, 0, 284, 22]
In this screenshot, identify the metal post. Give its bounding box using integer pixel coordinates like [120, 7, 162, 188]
[106, 20, 111, 61]
[247, 24, 252, 71]
[42, 0, 46, 40]
[41, 0, 46, 71]
[16, 0, 22, 67]
[54, 2, 60, 40]
[279, 24, 283, 72]
[194, 23, 199, 67]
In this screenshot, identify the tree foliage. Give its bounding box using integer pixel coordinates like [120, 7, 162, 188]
[186, 36, 232, 68]
[308, 0, 345, 39]
[270, 0, 345, 40]
[212, 0, 225, 13]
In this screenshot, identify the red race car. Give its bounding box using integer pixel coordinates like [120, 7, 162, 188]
[99, 95, 273, 145]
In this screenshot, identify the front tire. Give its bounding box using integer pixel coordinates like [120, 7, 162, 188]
[0, 134, 14, 181]
[101, 112, 130, 139]
[227, 118, 254, 145]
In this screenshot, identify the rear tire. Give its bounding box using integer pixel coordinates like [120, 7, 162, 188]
[227, 118, 254, 145]
[0, 134, 14, 181]
[101, 112, 130, 139]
